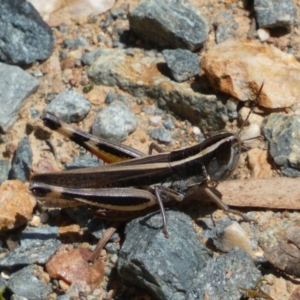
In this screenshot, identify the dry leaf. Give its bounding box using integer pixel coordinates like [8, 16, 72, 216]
[215, 178, 300, 209]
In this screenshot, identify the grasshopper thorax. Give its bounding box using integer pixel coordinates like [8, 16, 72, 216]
[200, 132, 241, 182]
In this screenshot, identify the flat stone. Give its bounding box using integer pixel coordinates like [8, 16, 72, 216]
[129, 0, 208, 51]
[0, 0, 54, 64]
[186, 247, 261, 300]
[148, 127, 172, 143]
[8, 137, 32, 183]
[162, 49, 200, 82]
[45, 90, 91, 123]
[92, 102, 137, 143]
[0, 63, 39, 132]
[118, 211, 212, 300]
[262, 113, 300, 177]
[213, 12, 238, 44]
[8, 265, 52, 299]
[254, 0, 298, 30]
[202, 39, 300, 108]
[0, 160, 9, 184]
[0, 238, 61, 268]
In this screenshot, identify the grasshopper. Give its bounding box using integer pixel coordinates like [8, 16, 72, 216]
[30, 114, 242, 235]
[30, 85, 263, 238]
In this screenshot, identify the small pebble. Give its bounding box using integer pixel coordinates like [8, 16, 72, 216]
[192, 126, 201, 136]
[220, 222, 253, 255]
[257, 28, 270, 42]
[149, 115, 162, 126]
[110, 254, 118, 264]
[239, 107, 264, 126]
[148, 127, 172, 143]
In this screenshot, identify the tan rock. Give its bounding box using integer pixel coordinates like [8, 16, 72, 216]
[202, 39, 300, 108]
[0, 180, 36, 232]
[46, 247, 105, 288]
[59, 224, 83, 241]
[28, 0, 115, 19]
[238, 107, 264, 126]
[248, 148, 272, 178]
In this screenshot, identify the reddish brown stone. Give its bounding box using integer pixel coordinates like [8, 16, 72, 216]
[46, 247, 105, 288]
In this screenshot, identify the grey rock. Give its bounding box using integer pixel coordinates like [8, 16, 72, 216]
[0, 0, 54, 64]
[92, 102, 137, 143]
[254, 0, 298, 29]
[262, 113, 300, 177]
[111, 7, 128, 20]
[65, 155, 103, 170]
[163, 116, 175, 130]
[87, 217, 120, 241]
[117, 94, 130, 105]
[112, 40, 122, 48]
[9, 137, 32, 182]
[129, 0, 208, 51]
[155, 108, 164, 115]
[105, 90, 115, 104]
[142, 106, 155, 115]
[0, 277, 6, 294]
[0, 239, 61, 268]
[118, 211, 212, 300]
[148, 127, 172, 143]
[88, 48, 229, 133]
[0, 63, 39, 132]
[30, 108, 40, 118]
[45, 90, 91, 123]
[56, 295, 72, 300]
[81, 49, 103, 66]
[75, 36, 88, 47]
[225, 97, 239, 120]
[20, 226, 59, 246]
[0, 160, 9, 184]
[162, 49, 200, 82]
[186, 247, 261, 300]
[30, 69, 43, 78]
[117, 94, 131, 106]
[213, 12, 238, 44]
[97, 33, 105, 42]
[124, 48, 135, 56]
[63, 38, 76, 49]
[57, 24, 69, 35]
[101, 13, 114, 29]
[56, 295, 71, 300]
[59, 50, 68, 61]
[105, 242, 120, 254]
[8, 265, 52, 299]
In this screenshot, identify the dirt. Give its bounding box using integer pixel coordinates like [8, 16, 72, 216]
[2, 0, 300, 299]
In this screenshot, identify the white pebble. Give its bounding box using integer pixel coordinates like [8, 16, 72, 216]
[239, 107, 264, 126]
[240, 123, 261, 144]
[192, 126, 202, 136]
[149, 116, 162, 126]
[257, 28, 270, 42]
[221, 222, 252, 254]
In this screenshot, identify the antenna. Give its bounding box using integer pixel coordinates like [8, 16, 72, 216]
[238, 82, 264, 136]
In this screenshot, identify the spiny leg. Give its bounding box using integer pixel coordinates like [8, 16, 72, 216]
[201, 184, 257, 223]
[88, 222, 120, 263]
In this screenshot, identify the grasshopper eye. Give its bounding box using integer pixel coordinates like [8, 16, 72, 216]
[203, 136, 240, 182]
[29, 183, 52, 197]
